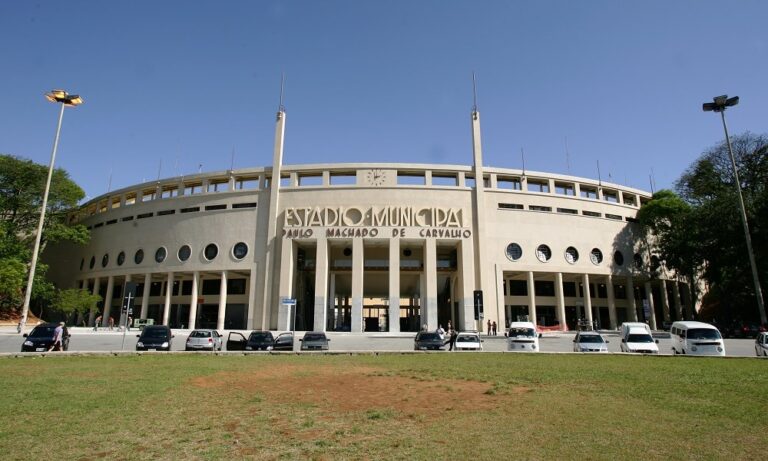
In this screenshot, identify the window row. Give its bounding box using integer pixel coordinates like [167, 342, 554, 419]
[498, 202, 633, 222]
[505, 243, 650, 269]
[80, 242, 250, 270]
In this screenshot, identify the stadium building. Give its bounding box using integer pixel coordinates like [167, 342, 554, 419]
[46, 107, 695, 333]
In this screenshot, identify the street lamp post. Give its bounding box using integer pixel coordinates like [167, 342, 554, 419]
[702, 95, 766, 325]
[18, 90, 83, 333]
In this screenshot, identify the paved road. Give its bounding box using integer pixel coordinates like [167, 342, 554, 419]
[0, 326, 761, 357]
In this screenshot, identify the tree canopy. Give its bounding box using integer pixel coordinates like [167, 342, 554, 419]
[0, 154, 89, 314]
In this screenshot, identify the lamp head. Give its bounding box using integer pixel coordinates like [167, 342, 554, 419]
[703, 94, 738, 113]
[45, 89, 84, 106]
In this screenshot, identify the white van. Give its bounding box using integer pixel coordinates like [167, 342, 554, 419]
[620, 327, 659, 354]
[619, 322, 652, 339]
[506, 321, 539, 352]
[670, 321, 725, 356]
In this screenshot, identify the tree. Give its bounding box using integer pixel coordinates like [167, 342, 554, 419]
[56, 288, 101, 319]
[0, 154, 89, 314]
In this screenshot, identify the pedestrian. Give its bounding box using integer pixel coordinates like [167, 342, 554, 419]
[446, 320, 452, 332]
[127, 315, 133, 331]
[422, 323, 428, 332]
[492, 321, 497, 336]
[436, 324, 445, 341]
[448, 328, 458, 351]
[108, 316, 114, 331]
[94, 315, 102, 331]
[49, 322, 65, 351]
[487, 319, 492, 335]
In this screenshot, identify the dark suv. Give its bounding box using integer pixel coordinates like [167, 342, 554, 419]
[136, 325, 174, 351]
[22, 323, 70, 352]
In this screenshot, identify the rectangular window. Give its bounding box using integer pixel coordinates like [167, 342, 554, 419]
[497, 177, 522, 190]
[614, 284, 627, 299]
[137, 212, 153, 219]
[529, 205, 552, 212]
[555, 182, 575, 196]
[626, 217, 638, 223]
[279, 175, 291, 187]
[465, 176, 476, 188]
[142, 190, 156, 202]
[121, 216, 134, 222]
[557, 208, 578, 214]
[181, 207, 200, 213]
[329, 172, 356, 185]
[204, 204, 227, 211]
[202, 279, 220, 295]
[509, 280, 528, 296]
[184, 183, 202, 195]
[124, 194, 137, 206]
[158, 209, 176, 216]
[563, 282, 577, 297]
[161, 187, 178, 199]
[106, 219, 117, 225]
[227, 278, 247, 295]
[432, 174, 457, 187]
[527, 180, 550, 193]
[597, 284, 608, 298]
[208, 181, 229, 192]
[623, 194, 637, 206]
[534, 281, 555, 296]
[580, 187, 598, 199]
[93, 222, 104, 228]
[149, 282, 163, 297]
[181, 280, 193, 296]
[232, 202, 257, 209]
[603, 190, 618, 203]
[298, 174, 323, 186]
[582, 210, 601, 217]
[397, 172, 426, 185]
[498, 203, 524, 210]
[605, 214, 623, 220]
[235, 177, 260, 190]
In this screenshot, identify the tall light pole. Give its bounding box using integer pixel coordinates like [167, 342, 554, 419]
[18, 90, 83, 333]
[702, 95, 766, 325]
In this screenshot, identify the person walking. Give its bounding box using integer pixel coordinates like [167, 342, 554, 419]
[108, 316, 114, 331]
[436, 324, 446, 341]
[492, 321, 498, 336]
[448, 328, 458, 351]
[94, 315, 102, 331]
[487, 319, 492, 335]
[49, 322, 65, 351]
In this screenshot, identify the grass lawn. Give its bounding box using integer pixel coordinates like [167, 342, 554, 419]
[0, 353, 765, 460]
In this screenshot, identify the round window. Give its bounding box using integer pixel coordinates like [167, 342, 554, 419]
[613, 251, 624, 266]
[117, 251, 125, 266]
[565, 247, 579, 264]
[204, 243, 218, 261]
[233, 242, 248, 260]
[134, 249, 144, 264]
[535, 244, 552, 262]
[89, 256, 95, 269]
[155, 247, 167, 263]
[505, 243, 523, 261]
[633, 253, 643, 269]
[101, 253, 109, 268]
[590, 248, 603, 265]
[178, 245, 191, 262]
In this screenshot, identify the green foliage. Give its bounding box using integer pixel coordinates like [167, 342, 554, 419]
[0, 154, 89, 314]
[56, 288, 102, 315]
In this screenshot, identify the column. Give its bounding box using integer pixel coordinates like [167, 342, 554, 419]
[388, 237, 401, 333]
[424, 238, 438, 331]
[660, 279, 671, 323]
[314, 238, 329, 331]
[555, 273, 566, 331]
[121, 274, 132, 328]
[351, 238, 364, 333]
[188, 271, 199, 330]
[162, 272, 173, 326]
[459, 238, 475, 331]
[140, 273, 151, 319]
[626, 276, 638, 322]
[217, 271, 227, 331]
[582, 274, 593, 324]
[606, 275, 617, 329]
[78, 279, 88, 326]
[101, 276, 115, 327]
[89, 277, 100, 326]
[644, 281, 657, 330]
[277, 239, 294, 331]
[673, 281, 683, 321]
[526, 271, 537, 326]
[246, 263, 258, 329]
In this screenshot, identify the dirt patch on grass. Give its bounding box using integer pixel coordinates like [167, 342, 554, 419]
[189, 363, 527, 415]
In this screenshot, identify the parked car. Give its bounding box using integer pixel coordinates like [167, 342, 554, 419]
[733, 322, 765, 339]
[620, 327, 659, 354]
[506, 321, 539, 352]
[21, 323, 70, 352]
[226, 331, 275, 351]
[300, 332, 330, 351]
[273, 332, 295, 351]
[454, 332, 483, 351]
[185, 329, 223, 351]
[755, 332, 768, 357]
[136, 325, 174, 351]
[413, 331, 445, 350]
[573, 331, 609, 353]
[670, 321, 725, 356]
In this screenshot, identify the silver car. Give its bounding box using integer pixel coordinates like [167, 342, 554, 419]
[185, 329, 223, 351]
[573, 331, 609, 353]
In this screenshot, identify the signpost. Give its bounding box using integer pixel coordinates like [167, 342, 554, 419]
[121, 282, 137, 350]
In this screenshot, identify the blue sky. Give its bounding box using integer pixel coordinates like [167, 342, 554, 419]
[1, 1, 766, 199]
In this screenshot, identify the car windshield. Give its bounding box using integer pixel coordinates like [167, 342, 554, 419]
[304, 334, 326, 341]
[457, 335, 478, 342]
[249, 332, 273, 341]
[190, 331, 211, 338]
[578, 334, 604, 343]
[627, 334, 653, 343]
[28, 326, 55, 338]
[417, 333, 440, 341]
[142, 328, 169, 338]
[687, 328, 721, 340]
[508, 328, 535, 337]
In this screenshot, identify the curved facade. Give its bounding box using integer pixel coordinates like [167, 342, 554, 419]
[46, 110, 693, 333]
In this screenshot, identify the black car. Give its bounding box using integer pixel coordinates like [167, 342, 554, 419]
[300, 332, 330, 351]
[414, 332, 444, 350]
[226, 331, 275, 351]
[136, 325, 174, 351]
[273, 332, 294, 351]
[22, 323, 70, 352]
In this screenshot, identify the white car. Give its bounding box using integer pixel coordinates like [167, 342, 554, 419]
[756, 332, 768, 357]
[506, 321, 540, 352]
[573, 331, 609, 353]
[454, 332, 483, 351]
[620, 327, 659, 354]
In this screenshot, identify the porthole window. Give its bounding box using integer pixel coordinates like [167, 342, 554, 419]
[344, 248, 353, 257]
[117, 251, 125, 266]
[178, 245, 191, 262]
[590, 248, 603, 265]
[80, 258, 84, 271]
[233, 242, 248, 260]
[505, 243, 523, 261]
[101, 253, 109, 268]
[633, 253, 643, 269]
[155, 247, 167, 263]
[613, 251, 624, 266]
[89, 256, 95, 269]
[134, 249, 144, 264]
[204, 243, 218, 261]
[535, 244, 552, 262]
[564, 247, 579, 264]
